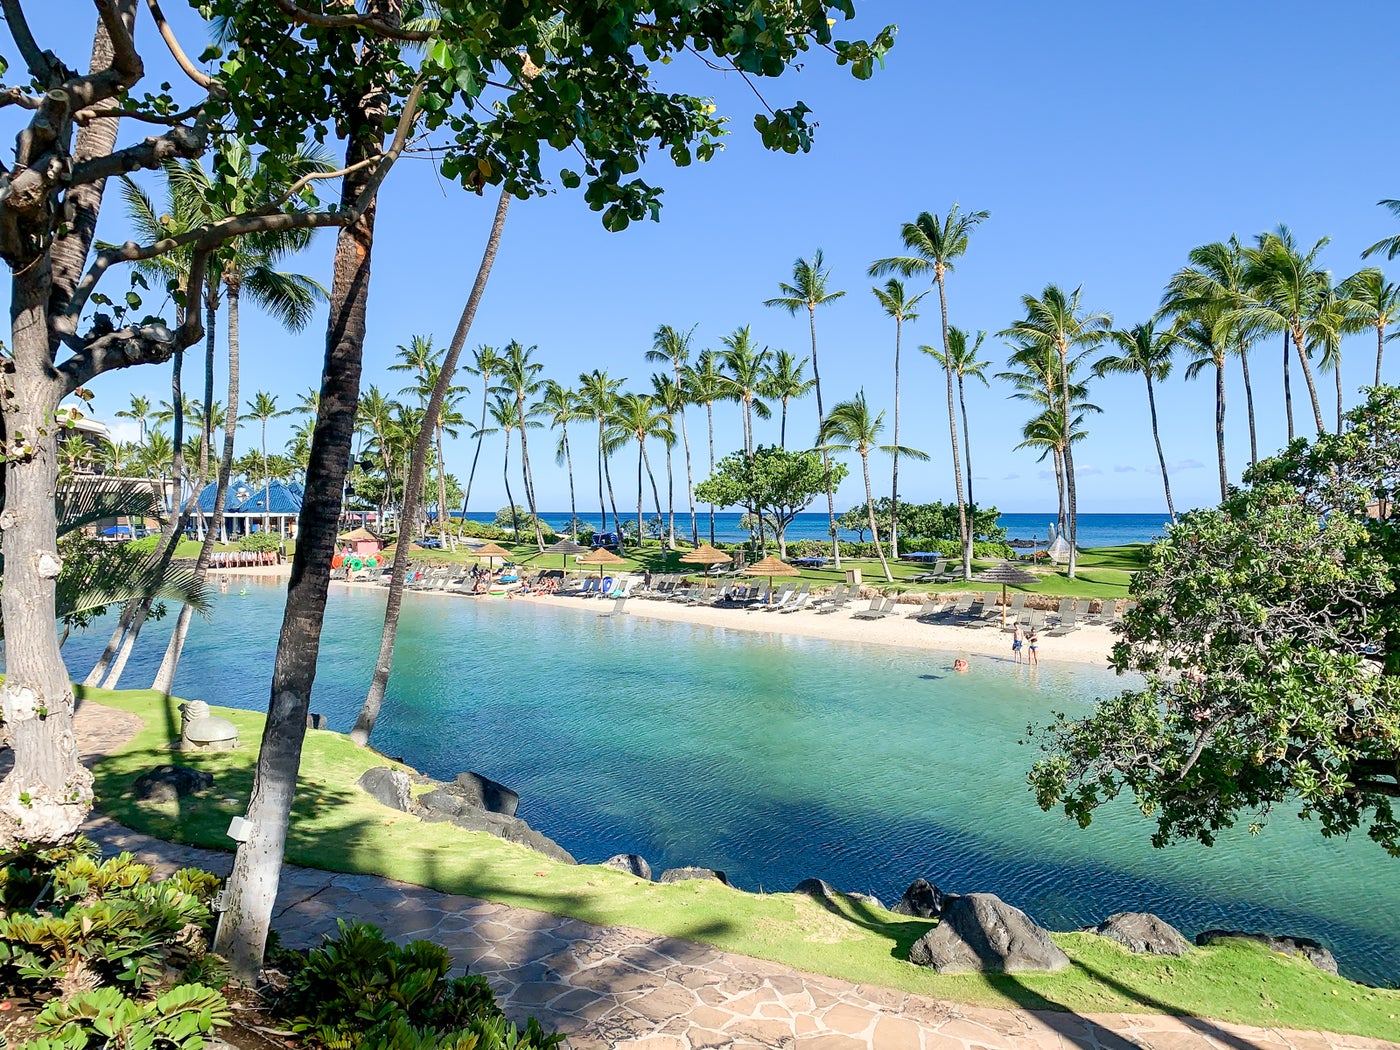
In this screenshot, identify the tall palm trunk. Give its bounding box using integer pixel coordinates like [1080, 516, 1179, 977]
[672, 361, 698, 546]
[1335, 348, 1344, 435]
[1057, 345, 1077, 579]
[1053, 447, 1066, 535]
[807, 305, 839, 567]
[1282, 330, 1294, 442]
[957, 372, 975, 527]
[634, 441, 644, 542]
[213, 0, 401, 981]
[561, 421, 578, 536]
[1376, 323, 1387, 388]
[434, 420, 450, 550]
[353, 187, 509, 746]
[890, 313, 902, 559]
[460, 382, 490, 523]
[1239, 343, 1258, 467]
[937, 275, 970, 580]
[664, 441, 675, 548]
[516, 393, 545, 549]
[1290, 324, 1326, 434]
[155, 278, 242, 692]
[779, 399, 788, 448]
[1214, 359, 1228, 502]
[644, 443, 665, 541]
[1141, 371, 1175, 522]
[861, 451, 892, 582]
[596, 417, 607, 535]
[503, 428, 517, 534]
[705, 401, 716, 545]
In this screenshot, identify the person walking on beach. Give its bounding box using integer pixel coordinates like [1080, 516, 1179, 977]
[1012, 622, 1025, 664]
[1027, 629, 1039, 666]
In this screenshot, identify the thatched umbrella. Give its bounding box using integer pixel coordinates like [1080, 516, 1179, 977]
[542, 538, 588, 568]
[972, 561, 1042, 627]
[472, 540, 513, 569]
[679, 543, 731, 569]
[745, 555, 800, 577]
[577, 546, 626, 578]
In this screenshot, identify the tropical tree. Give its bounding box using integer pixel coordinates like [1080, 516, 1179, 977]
[764, 250, 845, 564]
[578, 369, 625, 541]
[97, 439, 137, 477]
[58, 434, 94, 480]
[1239, 227, 1331, 435]
[116, 395, 152, 447]
[650, 373, 687, 547]
[646, 323, 700, 545]
[760, 348, 814, 449]
[608, 392, 674, 545]
[357, 385, 397, 530]
[245, 392, 291, 535]
[683, 349, 728, 546]
[924, 327, 989, 529]
[718, 326, 773, 456]
[870, 277, 927, 558]
[481, 396, 529, 537]
[869, 205, 989, 579]
[819, 392, 927, 581]
[539, 380, 584, 540]
[999, 285, 1110, 578]
[1361, 199, 1400, 262]
[459, 345, 504, 525]
[1338, 267, 1400, 388]
[497, 341, 547, 549]
[1096, 319, 1180, 520]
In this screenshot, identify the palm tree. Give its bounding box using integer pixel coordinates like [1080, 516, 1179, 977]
[718, 326, 772, 455]
[764, 250, 846, 565]
[646, 323, 700, 546]
[245, 391, 290, 535]
[1096, 319, 1179, 520]
[608, 392, 674, 545]
[1239, 227, 1330, 435]
[924, 327, 989, 529]
[999, 285, 1110, 579]
[97, 439, 137, 476]
[116, 395, 152, 447]
[650, 373, 687, 547]
[1361, 199, 1400, 262]
[538, 380, 583, 538]
[389, 334, 440, 538]
[870, 277, 928, 558]
[1163, 238, 1261, 466]
[496, 341, 546, 550]
[459, 345, 504, 525]
[357, 385, 397, 530]
[818, 392, 928, 582]
[870, 205, 990, 580]
[760, 348, 814, 448]
[578, 369, 625, 541]
[480, 397, 534, 539]
[1309, 280, 1367, 434]
[57, 434, 92, 479]
[683, 350, 727, 546]
[1338, 267, 1400, 387]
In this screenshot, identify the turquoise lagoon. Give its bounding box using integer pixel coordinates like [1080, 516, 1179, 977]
[63, 582, 1400, 984]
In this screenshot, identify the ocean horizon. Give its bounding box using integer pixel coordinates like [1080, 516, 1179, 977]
[451, 510, 1171, 549]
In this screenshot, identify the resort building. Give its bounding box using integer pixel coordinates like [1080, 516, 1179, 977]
[196, 477, 304, 539]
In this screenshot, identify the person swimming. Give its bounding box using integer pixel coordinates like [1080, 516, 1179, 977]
[952, 658, 969, 673]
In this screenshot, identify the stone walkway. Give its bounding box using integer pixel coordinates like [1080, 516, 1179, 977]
[62, 703, 1400, 1050]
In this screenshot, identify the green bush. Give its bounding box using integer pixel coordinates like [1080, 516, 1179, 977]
[452, 519, 511, 541]
[274, 920, 561, 1050]
[237, 531, 281, 553]
[28, 983, 230, 1050]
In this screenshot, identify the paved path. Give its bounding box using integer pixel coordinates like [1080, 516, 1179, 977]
[63, 703, 1400, 1050]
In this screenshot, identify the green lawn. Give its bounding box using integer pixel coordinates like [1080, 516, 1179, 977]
[83, 685, 1400, 1038]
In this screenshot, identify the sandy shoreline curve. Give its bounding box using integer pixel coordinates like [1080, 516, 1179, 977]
[212, 563, 1119, 669]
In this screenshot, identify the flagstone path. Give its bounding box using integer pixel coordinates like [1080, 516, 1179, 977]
[61, 702, 1400, 1050]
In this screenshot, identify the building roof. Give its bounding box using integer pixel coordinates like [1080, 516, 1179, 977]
[339, 526, 380, 542]
[198, 478, 303, 516]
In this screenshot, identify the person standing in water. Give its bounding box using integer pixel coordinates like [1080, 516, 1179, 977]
[1027, 629, 1039, 666]
[1012, 622, 1025, 664]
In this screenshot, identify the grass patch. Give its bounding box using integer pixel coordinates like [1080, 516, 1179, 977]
[82, 685, 1399, 1037]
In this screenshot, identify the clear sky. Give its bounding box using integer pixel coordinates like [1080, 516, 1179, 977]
[14, 1, 1400, 515]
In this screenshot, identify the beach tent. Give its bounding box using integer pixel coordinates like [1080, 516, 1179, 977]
[338, 526, 382, 557]
[1046, 532, 1077, 565]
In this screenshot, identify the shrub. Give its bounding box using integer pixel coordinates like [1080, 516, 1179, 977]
[28, 983, 230, 1050]
[237, 531, 281, 553]
[274, 920, 562, 1050]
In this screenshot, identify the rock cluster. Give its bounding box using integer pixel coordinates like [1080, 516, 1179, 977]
[1195, 929, 1339, 974]
[908, 893, 1070, 974]
[1082, 912, 1192, 956]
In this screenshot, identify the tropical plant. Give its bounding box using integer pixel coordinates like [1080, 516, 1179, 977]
[538, 380, 584, 539]
[1361, 198, 1400, 262]
[1339, 267, 1400, 388]
[696, 445, 845, 559]
[717, 326, 773, 457]
[759, 348, 815, 450]
[607, 392, 674, 545]
[1308, 279, 1368, 434]
[459, 345, 505, 525]
[870, 205, 990, 580]
[496, 340, 547, 550]
[578, 369, 626, 541]
[115, 395, 152, 447]
[650, 373, 686, 547]
[869, 278, 928, 558]
[646, 323, 700, 545]
[818, 391, 927, 582]
[683, 349, 728, 546]
[999, 285, 1110, 578]
[1096, 318, 1180, 520]
[245, 390, 291, 535]
[924, 327, 990, 529]
[764, 250, 846, 564]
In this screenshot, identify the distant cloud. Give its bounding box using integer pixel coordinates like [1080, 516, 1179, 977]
[1075, 464, 1104, 477]
[973, 474, 990, 481]
[1166, 459, 1205, 472]
[101, 418, 138, 444]
[1113, 464, 1137, 473]
[1037, 469, 1054, 481]
[1003, 472, 1020, 481]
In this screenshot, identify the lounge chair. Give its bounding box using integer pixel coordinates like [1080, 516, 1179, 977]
[939, 593, 975, 619]
[912, 559, 949, 583]
[1026, 608, 1045, 632]
[812, 583, 848, 607]
[907, 597, 942, 619]
[816, 584, 853, 614]
[780, 589, 814, 614]
[601, 596, 628, 617]
[1048, 600, 1081, 636]
[852, 596, 896, 620]
[1049, 597, 1074, 625]
[758, 584, 797, 611]
[998, 594, 1028, 630]
[765, 582, 809, 611]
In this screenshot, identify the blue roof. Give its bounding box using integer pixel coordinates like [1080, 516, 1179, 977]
[197, 478, 303, 516]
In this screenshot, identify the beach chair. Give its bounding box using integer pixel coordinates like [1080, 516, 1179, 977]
[815, 584, 853, 614]
[1048, 597, 1074, 625]
[764, 582, 808, 612]
[755, 584, 793, 610]
[812, 583, 847, 607]
[938, 593, 974, 619]
[912, 559, 948, 583]
[1083, 599, 1115, 626]
[579, 577, 600, 598]
[907, 597, 942, 619]
[612, 577, 635, 599]
[852, 596, 896, 620]
[1026, 608, 1045, 632]
[601, 596, 628, 617]
[1049, 600, 1081, 635]
[780, 589, 814, 614]
[997, 594, 1028, 630]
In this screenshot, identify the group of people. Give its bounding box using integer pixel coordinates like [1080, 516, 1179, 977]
[950, 622, 1039, 675]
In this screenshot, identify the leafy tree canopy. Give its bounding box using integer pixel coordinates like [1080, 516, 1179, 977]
[1030, 387, 1400, 855]
[842, 499, 1005, 543]
[696, 445, 848, 540]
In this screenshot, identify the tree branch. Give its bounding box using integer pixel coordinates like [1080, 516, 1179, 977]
[143, 0, 212, 89]
[1, 0, 66, 85]
[60, 0, 145, 110]
[0, 86, 43, 110]
[72, 99, 204, 125]
[271, 0, 431, 41]
[68, 121, 204, 186]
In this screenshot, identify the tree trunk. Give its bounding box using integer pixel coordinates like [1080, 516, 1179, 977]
[862, 453, 892, 582]
[353, 189, 509, 745]
[1377, 323, 1387, 389]
[664, 441, 675, 548]
[603, 445, 621, 544]
[1238, 341, 1258, 468]
[212, 1, 400, 981]
[516, 395, 545, 549]
[1291, 325, 1326, 434]
[958, 373, 975, 531]
[937, 276, 969, 580]
[562, 422, 577, 537]
[673, 362, 697, 547]
[503, 430, 516, 533]
[1058, 345, 1078, 579]
[0, 260, 92, 850]
[1054, 447, 1066, 535]
[890, 315, 901, 560]
[779, 399, 787, 448]
[1214, 359, 1228, 502]
[1335, 345, 1344, 435]
[156, 280, 242, 693]
[807, 305, 839, 567]
[644, 443, 665, 544]
[460, 382, 489, 524]
[705, 402, 716, 546]
[596, 417, 607, 536]
[1282, 330, 1294, 442]
[635, 441, 644, 542]
[83, 601, 136, 687]
[1144, 372, 1176, 522]
[435, 420, 450, 550]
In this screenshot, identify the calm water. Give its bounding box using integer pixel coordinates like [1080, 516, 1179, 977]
[457, 510, 1170, 548]
[60, 583, 1398, 984]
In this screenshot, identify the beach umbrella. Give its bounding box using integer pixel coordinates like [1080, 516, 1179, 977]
[972, 561, 1042, 627]
[542, 538, 588, 568]
[577, 546, 626, 578]
[679, 543, 731, 567]
[472, 540, 513, 569]
[745, 555, 800, 577]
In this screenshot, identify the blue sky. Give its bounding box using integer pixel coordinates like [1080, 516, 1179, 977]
[15, 1, 1400, 514]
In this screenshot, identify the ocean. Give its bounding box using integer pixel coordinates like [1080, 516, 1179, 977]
[459, 510, 1170, 549]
